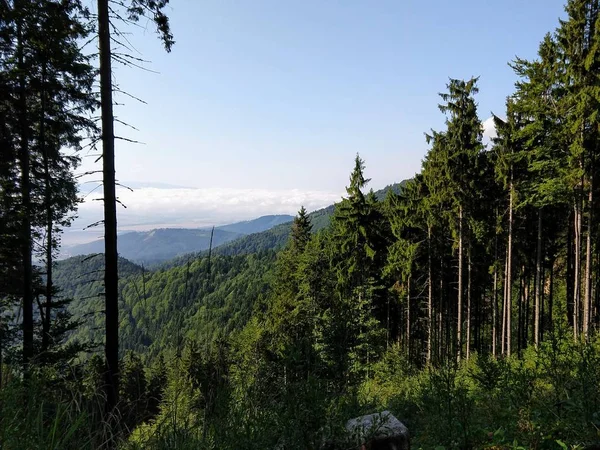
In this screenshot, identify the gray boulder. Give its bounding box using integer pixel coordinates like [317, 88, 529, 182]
[345, 411, 409, 450]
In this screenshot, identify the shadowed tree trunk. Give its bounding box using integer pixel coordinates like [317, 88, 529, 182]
[41, 61, 52, 352]
[98, 0, 120, 419]
[506, 177, 514, 357]
[466, 244, 472, 360]
[574, 198, 582, 340]
[457, 206, 463, 361]
[427, 225, 432, 364]
[493, 232, 499, 357]
[535, 210, 542, 347]
[584, 179, 593, 340]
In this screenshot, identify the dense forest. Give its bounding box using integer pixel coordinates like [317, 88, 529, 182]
[3, 0, 600, 449]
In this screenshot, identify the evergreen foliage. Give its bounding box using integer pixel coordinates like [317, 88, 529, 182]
[4, 1, 600, 448]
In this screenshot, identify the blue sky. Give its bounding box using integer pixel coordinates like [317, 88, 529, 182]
[73, 0, 567, 239]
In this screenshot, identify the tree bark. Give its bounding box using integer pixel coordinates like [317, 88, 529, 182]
[549, 260, 555, 333]
[574, 200, 582, 340]
[584, 177, 593, 341]
[466, 244, 472, 360]
[457, 206, 463, 361]
[492, 227, 498, 358]
[406, 274, 411, 359]
[502, 250, 508, 356]
[518, 269, 524, 355]
[427, 225, 433, 364]
[438, 298, 443, 363]
[492, 233, 498, 357]
[535, 210, 542, 348]
[41, 60, 52, 353]
[98, 0, 120, 418]
[506, 180, 514, 357]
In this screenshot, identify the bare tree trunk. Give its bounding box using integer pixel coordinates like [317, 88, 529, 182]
[406, 274, 411, 359]
[535, 210, 542, 348]
[457, 206, 463, 361]
[549, 260, 555, 333]
[574, 200, 582, 340]
[98, 0, 120, 419]
[506, 180, 514, 357]
[541, 265, 546, 342]
[584, 178, 593, 341]
[438, 259, 444, 363]
[427, 225, 433, 364]
[42, 63, 53, 353]
[518, 269, 524, 354]
[466, 244, 472, 360]
[502, 250, 508, 356]
[493, 233, 498, 357]
[525, 271, 531, 350]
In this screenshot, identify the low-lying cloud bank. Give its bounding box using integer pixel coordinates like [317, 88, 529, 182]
[64, 185, 342, 245]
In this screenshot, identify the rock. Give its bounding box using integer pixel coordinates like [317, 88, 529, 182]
[345, 411, 410, 450]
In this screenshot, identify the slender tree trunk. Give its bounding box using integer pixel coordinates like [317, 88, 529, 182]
[595, 240, 600, 330]
[438, 258, 444, 363]
[466, 244, 472, 360]
[506, 180, 514, 357]
[550, 260, 555, 333]
[457, 206, 463, 361]
[42, 69, 53, 352]
[406, 275, 411, 358]
[16, 3, 33, 370]
[502, 250, 508, 356]
[492, 228, 499, 357]
[98, 0, 120, 418]
[541, 265, 546, 342]
[584, 178, 593, 341]
[574, 200, 582, 340]
[518, 269, 524, 355]
[525, 271, 531, 350]
[406, 274, 411, 359]
[567, 216, 574, 327]
[535, 210, 542, 348]
[427, 225, 433, 364]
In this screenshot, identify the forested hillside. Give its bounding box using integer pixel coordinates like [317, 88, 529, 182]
[3, 1, 600, 449]
[54, 251, 276, 354]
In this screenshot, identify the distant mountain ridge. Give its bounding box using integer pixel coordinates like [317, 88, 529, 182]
[217, 215, 295, 235]
[63, 181, 407, 266]
[211, 181, 407, 257]
[62, 214, 294, 265]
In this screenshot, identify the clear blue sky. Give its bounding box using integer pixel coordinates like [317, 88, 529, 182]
[82, 0, 567, 194]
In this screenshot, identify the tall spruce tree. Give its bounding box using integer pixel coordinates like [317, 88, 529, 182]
[556, 0, 600, 340]
[0, 0, 96, 370]
[437, 78, 484, 360]
[327, 155, 386, 382]
[511, 34, 569, 347]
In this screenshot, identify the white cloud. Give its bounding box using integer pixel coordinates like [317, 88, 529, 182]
[71, 186, 342, 234]
[482, 116, 498, 141]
